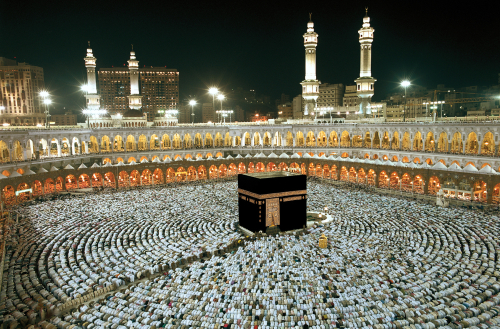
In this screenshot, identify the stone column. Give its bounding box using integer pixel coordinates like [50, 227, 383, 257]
[486, 186, 493, 204]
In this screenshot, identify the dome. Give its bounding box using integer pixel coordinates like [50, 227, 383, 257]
[122, 109, 144, 118]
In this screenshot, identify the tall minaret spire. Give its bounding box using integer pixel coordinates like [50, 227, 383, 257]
[300, 14, 319, 117]
[127, 46, 142, 110]
[84, 42, 100, 110]
[355, 8, 376, 117]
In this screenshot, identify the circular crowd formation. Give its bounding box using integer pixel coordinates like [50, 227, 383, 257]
[1, 181, 500, 329]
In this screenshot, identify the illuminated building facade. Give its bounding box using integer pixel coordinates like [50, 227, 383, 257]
[0, 57, 45, 126]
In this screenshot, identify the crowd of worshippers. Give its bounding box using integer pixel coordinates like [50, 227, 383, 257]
[1, 181, 500, 329]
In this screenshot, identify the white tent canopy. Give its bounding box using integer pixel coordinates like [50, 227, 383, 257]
[77, 163, 87, 169]
[64, 164, 75, 170]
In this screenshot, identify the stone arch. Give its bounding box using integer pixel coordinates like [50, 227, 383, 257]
[473, 180, 487, 202]
[413, 131, 423, 151]
[330, 165, 338, 180]
[184, 134, 193, 149]
[256, 162, 265, 173]
[194, 133, 203, 148]
[198, 165, 207, 179]
[116, 157, 124, 163]
[425, 158, 433, 165]
[209, 165, 218, 179]
[114, 135, 124, 152]
[0, 140, 10, 162]
[451, 132, 463, 154]
[367, 169, 376, 186]
[349, 167, 357, 183]
[402, 156, 410, 163]
[340, 131, 350, 147]
[173, 134, 182, 149]
[413, 157, 421, 164]
[130, 170, 140, 186]
[139, 156, 148, 162]
[32, 180, 43, 196]
[328, 131, 338, 147]
[153, 168, 163, 184]
[253, 132, 261, 146]
[481, 132, 494, 155]
[295, 132, 304, 147]
[437, 132, 448, 153]
[267, 162, 277, 172]
[340, 166, 348, 181]
[413, 175, 424, 194]
[103, 172, 115, 188]
[101, 136, 111, 153]
[150, 134, 160, 150]
[187, 166, 197, 181]
[59, 138, 71, 156]
[219, 164, 228, 178]
[263, 132, 272, 146]
[127, 156, 137, 163]
[248, 162, 255, 173]
[379, 171, 389, 188]
[205, 133, 214, 148]
[352, 133, 362, 147]
[228, 163, 237, 176]
[317, 131, 327, 147]
[238, 162, 246, 174]
[214, 132, 223, 147]
[306, 131, 315, 147]
[391, 131, 400, 150]
[166, 168, 175, 183]
[92, 172, 103, 187]
[65, 174, 77, 190]
[381, 131, 390, 149]
[89, 136, 99, 153]
[372, 131, 381, 149]
[244, 132, 251, 146]
[285, 131, 294, 147]
[141, 169, 152, 185]
[401, 173, 412, 192]
[234, 135, 241, 146]
[427, 176, 440, 195]
[78, 174, 90, 188]
[390, 172, 399, 190]
[391, 155, 398, 162]
[224, 133, 232, 147]
[424, 132, 435, 152]
[402, 132, 411, 151]
[357, 168, 366, 183]
[465, 132, 478, 154]
[363, 132, 371, 148]
[439, 159, 446, 165]
[56, 177, 64, 192]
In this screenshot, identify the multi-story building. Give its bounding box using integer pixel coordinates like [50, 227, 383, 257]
[51, 110, 78, 126]
[277, 103, 293, 119]
[292, 95, 303, 119]
[234, 105, 245, 122]
[202, 103, 214, 123]
[343, 85, 360, 108]
[0, 57, 45, 126]
[178, 104, 192, 124]
[316, 83, 344, 110]
[98, 67, 179, 121]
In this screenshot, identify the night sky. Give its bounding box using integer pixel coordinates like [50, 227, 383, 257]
[2, 1, 499, 114]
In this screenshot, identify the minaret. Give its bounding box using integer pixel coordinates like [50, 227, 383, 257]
[127, 45, 142, 110]
[300, 14, 319, 118]
[84, 42, 100, 110]
[355, 8, 376, 117]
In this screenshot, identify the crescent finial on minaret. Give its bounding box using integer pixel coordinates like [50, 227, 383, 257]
[365, 7, 368, 16]
[131, 44, 134, 51]
[88, 41, 91, 48]
[309, 13, 312, 21]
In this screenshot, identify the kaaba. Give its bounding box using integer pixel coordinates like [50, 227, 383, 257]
[238, 172, 307, 233]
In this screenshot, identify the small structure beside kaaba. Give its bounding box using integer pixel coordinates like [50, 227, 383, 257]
[238, 172, 307, 233]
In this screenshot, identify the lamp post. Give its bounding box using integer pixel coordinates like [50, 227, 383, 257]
[217, 94, 225, 124]
[216, 110, 233, 124]
[189, 100, 196, 125]
[40, 91, 51, 129]
[209, 87, 218, 124]
[401, 80, 410, 122]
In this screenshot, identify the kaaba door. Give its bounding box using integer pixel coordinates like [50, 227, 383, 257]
[266, 198, 280, 226]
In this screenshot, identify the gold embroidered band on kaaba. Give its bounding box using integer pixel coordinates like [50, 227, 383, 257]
[237, 188, 307, 200]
